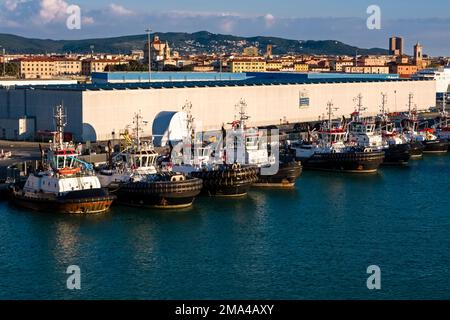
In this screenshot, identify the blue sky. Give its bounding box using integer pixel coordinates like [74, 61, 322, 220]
[1, 0, 450, 55]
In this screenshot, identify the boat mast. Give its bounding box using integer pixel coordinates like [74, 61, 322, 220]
[54, 103, 67, 149]
[408, 93, 414, 118]
[326, 101, 339, 131]
[236, 98, 250, 129]
[441, 91, 448, 126]
[379, 92, 388, 131]
[380, 92, 388, 117]
[132, 110, 146, 148]
[353, 93, 366, 121]
[182, 100, 195, 142]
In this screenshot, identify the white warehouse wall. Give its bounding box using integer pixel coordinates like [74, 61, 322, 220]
[81, 80, 436, 141]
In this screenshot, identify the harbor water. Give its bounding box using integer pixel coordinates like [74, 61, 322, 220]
[1, 154, 450, 300]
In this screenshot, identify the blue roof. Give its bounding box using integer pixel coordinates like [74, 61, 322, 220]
[8, 76, 430, 92]
[92, 71, 248, 83]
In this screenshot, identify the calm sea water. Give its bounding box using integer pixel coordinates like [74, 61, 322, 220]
[1, 154, 450, 300]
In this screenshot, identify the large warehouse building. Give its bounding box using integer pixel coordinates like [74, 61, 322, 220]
[0, 73, 437, 142]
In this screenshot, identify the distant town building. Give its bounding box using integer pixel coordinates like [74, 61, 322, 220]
[331, 60, 354, 72]
[389, 37, 404, 56]
[130, 50, 145, 61]
[413, 42, 425, 69]
[265, 44, 273, 59]
[14, 57, 82, 79]
[144, 34, 172, 71]
[243, 46, 259, 57]
[294, 63, 309, 72]
[230, 58, 266, 73]
[343, 66, 389, 74]
[266, 60, 282, 71]
[389, 64, 419, 78]
[360, 56, 388, 67]
[81, 59, 129, 76]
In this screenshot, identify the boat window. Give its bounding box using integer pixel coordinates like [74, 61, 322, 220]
[57, 156, 65, 169]
[141, 156, 148, 167]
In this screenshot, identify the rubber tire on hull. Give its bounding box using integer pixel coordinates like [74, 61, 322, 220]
[114, 177, 203, 209]
[298, 151, 385, 173]
[255, 161, 302, 188]
[11, 188, 115, 214]
[422, 140, 449, 154]
[410, 142, 425, 158]
[191, 166, 258, 197]
[383, 143, 411, 165]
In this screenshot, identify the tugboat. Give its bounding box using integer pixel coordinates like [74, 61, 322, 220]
[399, 94, 449, 154]
[254, 147, 302, 188]
[11, 104, 115, 214]
[348, 94, 411, 165]
[226, 99, 302, 188]
[434, 92, 450, 149]
[98, 112, 203, 209]
[290, 102, 385, 173]
[166, 102, 258, 197]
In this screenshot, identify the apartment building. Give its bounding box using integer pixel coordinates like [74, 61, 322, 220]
[332, 60, 354, 72]
[390, 64, 419, 78]
[343, 66, 390, 74]
[14, 57, 83, 79]
[361, 57, 388, 67]
[266, 60, 282, 71]
[294, 63, 309, 72]
[81, 59, 129, 75]
[229, 59, 266, 73]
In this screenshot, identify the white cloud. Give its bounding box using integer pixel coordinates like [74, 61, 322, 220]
[168, 10, 254, 19]
[109, 3, 135, 16]
[220, 20, 234, 33]
[264, 13, 275, 28]
[4, 0, 29, 11]
[82, 16, 95, 25]
[39, 0, 70, 23]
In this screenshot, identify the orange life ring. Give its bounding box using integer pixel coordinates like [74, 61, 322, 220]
[58, 167, 81, 175]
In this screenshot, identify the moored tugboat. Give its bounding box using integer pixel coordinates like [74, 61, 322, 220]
[227, 99, 302, 188]
[11, 104, 115, 214]
[290, 102, 385, 173]
[348, 94, 411, 165]
[434, 93, 450, 150]
[253, 148, 302, 188]
[401, 94, 449, 154]
[98, 113, 203, 209]
[166, 102, 258, 197]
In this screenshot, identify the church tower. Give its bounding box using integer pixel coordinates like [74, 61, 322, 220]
[414, 42, 423, 67]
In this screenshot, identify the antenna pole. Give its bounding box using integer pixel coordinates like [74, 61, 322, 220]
[54, 103, 67, 149]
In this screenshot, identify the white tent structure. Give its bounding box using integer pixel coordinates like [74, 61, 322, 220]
[152, 111, 188, 147]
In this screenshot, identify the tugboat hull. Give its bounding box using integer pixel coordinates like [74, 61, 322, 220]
[114, 178, 203, 209]
[11, 189, 115, 214]
[410, 142, 425, 158]
[422, 140, 449, 154]
[383, 143, 411, 165]
[191, 166, 258, 197]
[254, 160, 302, 188]
[298, 151, 385, 173]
